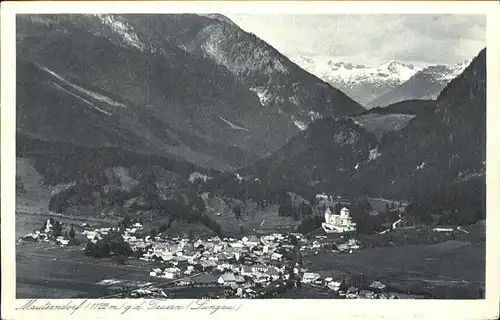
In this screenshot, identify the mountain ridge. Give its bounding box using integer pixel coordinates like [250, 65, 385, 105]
[245, 48, 486, 206]
[17, 14, 364, 171]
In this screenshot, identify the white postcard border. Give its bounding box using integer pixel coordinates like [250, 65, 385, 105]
[2, 2, 499, 320]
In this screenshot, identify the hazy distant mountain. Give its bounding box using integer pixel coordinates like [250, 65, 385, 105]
[368, 60, 471, 108]
[291, 55, 471, 109]
[290, 55, 421, 105]
[16, 14, 364, 171]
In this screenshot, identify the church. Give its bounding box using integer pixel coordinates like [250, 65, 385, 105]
[322, 206, 356, 233]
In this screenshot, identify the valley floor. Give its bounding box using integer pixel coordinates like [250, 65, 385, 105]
[15, 212, 485, 299]
[302, 232, 485, 298]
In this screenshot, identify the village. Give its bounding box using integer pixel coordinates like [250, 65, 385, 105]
[18, 204, 420, 300]
[86, 222, 399, 299]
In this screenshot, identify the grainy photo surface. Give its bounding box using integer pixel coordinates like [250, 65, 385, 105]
[13, 12, 487, 301]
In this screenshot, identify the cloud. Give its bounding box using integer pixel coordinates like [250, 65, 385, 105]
[228, 14, 486, 65]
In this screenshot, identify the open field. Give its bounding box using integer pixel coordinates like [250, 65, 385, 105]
[15, 212, 161, 298]
[357, 223, 485, 248]
[278, 284, 333, 299]
[16, 240, 164, 298]
[303, 238, 485, 298]
[354, 114, 416, 140]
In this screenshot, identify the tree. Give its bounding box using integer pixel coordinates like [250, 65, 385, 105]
[69, 225, 76, 239]
[48, 193, 65, 213]
[192, 195, 206, 213]
[52, 219, 63, 237]
[118, 222, 126, 233]
[108, 189, 129, 206]
[85, 230, 133, 258]
[113, 255, 127, 265]
[158, 223, 167, 233]
[278, 194, 294, 217]
[150, 228, 158, 238]
[233, 204, 242, 220]
[310, 196, 316, 207]
[122, 215, 132, 227]
[299, 202, 312, 217]
[334, 202, 342, 214]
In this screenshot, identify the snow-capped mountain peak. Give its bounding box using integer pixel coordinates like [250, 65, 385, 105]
[367, 58, 473, 108]
[289, 55, 423, 105]
[437, 59, 471, 81]
[290, 55, 421, 86]
[378, 60, 417, 81]
[289, 54, 472, 106]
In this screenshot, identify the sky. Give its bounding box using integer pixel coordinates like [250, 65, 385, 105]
[227, 14, 486, 66]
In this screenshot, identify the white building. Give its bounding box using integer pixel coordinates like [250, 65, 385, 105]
[271, 252, 283, 261]
[218, 273, 237, 286]
[322, 207, 356, 233]
[243, 235, 260, 247]
[302, 272, 321, 283]
[252, 264, 268, 273]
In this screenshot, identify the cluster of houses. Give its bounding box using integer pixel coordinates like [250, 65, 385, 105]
[82, 221, 145, 243]
[74, 221, 307, 298]
[300, 236, 361, 255]
[19, 218, 71, 246]
[138, 232, 306, 298]
[77, 220, 386, 298]
[20, 230, 70, 246]
[299, 272, 394, 299]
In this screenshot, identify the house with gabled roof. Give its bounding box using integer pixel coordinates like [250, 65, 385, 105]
[240, 265, 253, 276]
[234, 275, 245, 284]
[218, 272, 237, 286]
[265, 268, 280, 281]
[193, 274, 218, 287]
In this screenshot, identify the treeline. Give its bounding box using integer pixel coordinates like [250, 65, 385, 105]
[157, 196, 223, 238]
[199, 172, 270, 207]
[277, 194, 312, 220]
[84, 230, 133, 263]
[17, 133, 198, 186]
[342, 198, 386, 235]
[405, 176, 485, 226]
[48, 170, 224, 237]
[296, 215, 323, 234]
